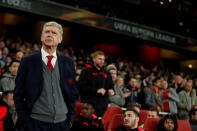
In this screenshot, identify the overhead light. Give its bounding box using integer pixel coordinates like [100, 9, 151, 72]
[169, 0, 172, 2]
[160, 1, 164, 5]
[188, 64, 192, 69]
[179, 21, 183, 26]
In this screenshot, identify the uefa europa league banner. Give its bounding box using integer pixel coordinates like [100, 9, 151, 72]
[0, 0, 197, 48]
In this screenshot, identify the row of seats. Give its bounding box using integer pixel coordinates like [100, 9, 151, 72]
[75, 102, 192, 131]
[108, 114, 191, 131]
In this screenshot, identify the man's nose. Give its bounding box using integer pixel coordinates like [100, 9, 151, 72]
[47, 32, 53, 36]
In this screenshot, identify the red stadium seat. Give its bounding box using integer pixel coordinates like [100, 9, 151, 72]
[102, 106, 123, 130]
[177, 120, 191, 131]
[144, 118, 161, 131]
[74, 102, 83, 119]
[107, 114, 124, 131]
[138, 110, 148, 126]
[0, 121, 3, 131]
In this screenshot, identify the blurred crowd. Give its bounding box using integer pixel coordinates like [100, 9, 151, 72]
[0, 35, 197, 131]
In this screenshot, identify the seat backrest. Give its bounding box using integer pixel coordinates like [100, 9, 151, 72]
[74, 102, 83, 119]
[144, 118, 161, 131]
[138, 110, 148, 126]
[0, 106, 7, 120]
[177, 120, 192, 131]
[107, 114, 124, 131]
[0, 121, 3, 131]
[102, 106, 123, 130]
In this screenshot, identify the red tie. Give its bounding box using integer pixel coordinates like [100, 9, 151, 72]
[47, 55, 54, 72]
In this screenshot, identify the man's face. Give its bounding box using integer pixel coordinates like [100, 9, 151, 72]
[185, 84, 192, 92]
[109, 69, 117, 82]
[93, 55, 105, 68]
[81, 103, 94, 118]
[3, 47, 9, 55]
[9, 62, 20, 76]
[116, 77, 124, 87]
[148, 111, 158, 118]
[16, 52, 24, 61]
[123, 111, 138, 128]
[176, 75, 182, 84]
[155, 79, 161, 88]
[129, 78, 137, 88]
[41, 26, 62, 49]
[164, 118, 174, 131]
[162, 81, 168, 90]
[3, 93, 15, 108]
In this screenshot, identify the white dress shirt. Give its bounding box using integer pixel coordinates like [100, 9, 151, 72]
[41, 47, 57, 67]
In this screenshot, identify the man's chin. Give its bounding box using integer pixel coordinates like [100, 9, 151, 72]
[124, 123, 130, 127]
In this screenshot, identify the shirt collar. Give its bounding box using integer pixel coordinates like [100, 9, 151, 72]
[41, 47, 57, 58]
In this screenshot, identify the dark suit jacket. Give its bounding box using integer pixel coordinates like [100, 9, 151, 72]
[14, 50, 78, 129]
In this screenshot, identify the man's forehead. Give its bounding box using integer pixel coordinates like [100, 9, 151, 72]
[125, 111, 135, 115]
[95, 55, 105, 58]
[43, 26, 59, 32]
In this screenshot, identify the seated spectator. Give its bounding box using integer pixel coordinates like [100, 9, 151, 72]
[125, 78, 139, 106]
[0, 49, 5, 69]
[148, 108, 159, 118]
[0, 90, 16, 131]
[108, 76, 126, 107]
[145, 78, 163, 112]
[71, 100, 104, 131]
[189, 108, 197, 131]
[177, 82, 197, 120]
[107, 65, 117, 82]
[157, 115, 178, 131]
[1, 47, 9, 63]
[116, 108, 144, 131]
[15, 50, 24, 61]
[159, 80, 179, 114]
[0, 60, 20, 91]
[5, 55, 13, 68]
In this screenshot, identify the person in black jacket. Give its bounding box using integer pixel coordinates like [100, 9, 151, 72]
[71, 100, 104, 131]
[78, 51, 114, 117]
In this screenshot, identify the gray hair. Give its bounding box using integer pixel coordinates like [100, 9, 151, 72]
[42, 21, 63, 36]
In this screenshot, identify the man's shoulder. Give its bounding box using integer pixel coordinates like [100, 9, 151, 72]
[57, 53, 73, 63]
[21, 51, 41, 62]
[179, 90, 186, 95]
[116, 125, 126, 131]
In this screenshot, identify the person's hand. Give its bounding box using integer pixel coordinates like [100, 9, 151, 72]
[97, 88, 106, 96]
[187, 107, 191, 112]
[108, 89, 115, 96]
[124, 92, 132, 98]
[156, 106, 161, 112]
[192, 89, 196, 95]
[167, 93, 170, 97]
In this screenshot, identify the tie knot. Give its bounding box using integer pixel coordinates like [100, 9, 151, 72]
[47, 55, 53, 61]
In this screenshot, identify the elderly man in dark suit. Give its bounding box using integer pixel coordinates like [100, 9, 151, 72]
[14, 21, 78, 131]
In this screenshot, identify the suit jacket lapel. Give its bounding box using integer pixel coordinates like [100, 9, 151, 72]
[57, 52, 64, 89]
[36, 50, 43, 91]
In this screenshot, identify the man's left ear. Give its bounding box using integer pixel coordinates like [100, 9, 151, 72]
[59, 36, 63, 44]
[92, 108, 95, 113]
[136, 117, 139, 122]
